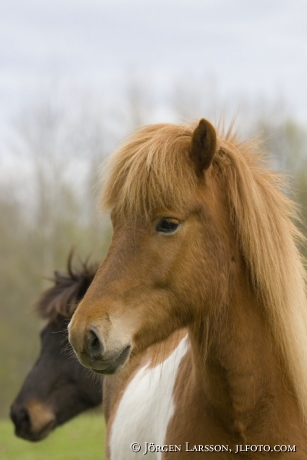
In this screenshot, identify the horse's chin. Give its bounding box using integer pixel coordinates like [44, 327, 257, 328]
[92, 366, 122, 375]
[86, 345, 132, 375]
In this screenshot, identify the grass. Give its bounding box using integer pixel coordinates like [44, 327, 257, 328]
[0, 412, 106, 460]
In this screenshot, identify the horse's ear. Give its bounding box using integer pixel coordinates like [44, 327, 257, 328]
[190, 119, 217, 175]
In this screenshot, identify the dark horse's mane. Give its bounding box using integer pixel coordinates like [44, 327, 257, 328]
[35, 253, 97, 322]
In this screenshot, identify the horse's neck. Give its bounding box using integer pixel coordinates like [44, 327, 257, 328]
[189, 268, 302, 442]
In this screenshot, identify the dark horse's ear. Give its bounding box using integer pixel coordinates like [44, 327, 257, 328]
[190, 119, 217, 176]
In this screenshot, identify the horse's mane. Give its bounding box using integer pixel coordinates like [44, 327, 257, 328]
[36, 253, 97, 322]
[101, 121, 307, 418]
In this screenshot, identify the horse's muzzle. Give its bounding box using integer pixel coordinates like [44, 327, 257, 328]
[10, 402, 56, 441]
[69, 323, 131, 374]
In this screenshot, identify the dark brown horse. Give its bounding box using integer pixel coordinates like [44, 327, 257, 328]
[10, 256, 102, 441]
[69, 119, 307, 459]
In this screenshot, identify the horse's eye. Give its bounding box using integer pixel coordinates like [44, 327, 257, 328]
[156, 218, 180, 234]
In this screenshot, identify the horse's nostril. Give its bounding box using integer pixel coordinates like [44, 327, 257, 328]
[85, 328, 104, 358]
[10, 406, 31, 432]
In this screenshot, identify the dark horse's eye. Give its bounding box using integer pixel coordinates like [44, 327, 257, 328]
[156, 218, 180, 234]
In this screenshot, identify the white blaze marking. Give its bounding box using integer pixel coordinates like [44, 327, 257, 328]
[109, 335, 189, 460]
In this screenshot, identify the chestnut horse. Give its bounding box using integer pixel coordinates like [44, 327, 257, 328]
[11, 256, 102, 441]
[69, 119, 307, 458]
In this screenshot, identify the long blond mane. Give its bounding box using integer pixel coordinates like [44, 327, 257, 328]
[101, 121, 307, 418]
[101, 124, 198, 219]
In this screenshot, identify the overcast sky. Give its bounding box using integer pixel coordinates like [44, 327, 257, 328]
[1, 0, 307, 137]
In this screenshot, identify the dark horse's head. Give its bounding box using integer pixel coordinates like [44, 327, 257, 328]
[10, 255, 102, 441]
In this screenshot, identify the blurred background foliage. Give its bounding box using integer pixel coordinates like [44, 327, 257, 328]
[1, 75, 307, 419]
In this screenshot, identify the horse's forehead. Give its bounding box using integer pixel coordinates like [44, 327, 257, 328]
[101, 133, 198, 220]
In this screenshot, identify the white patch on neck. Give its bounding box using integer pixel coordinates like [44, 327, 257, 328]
[109, 335, 189, 460]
